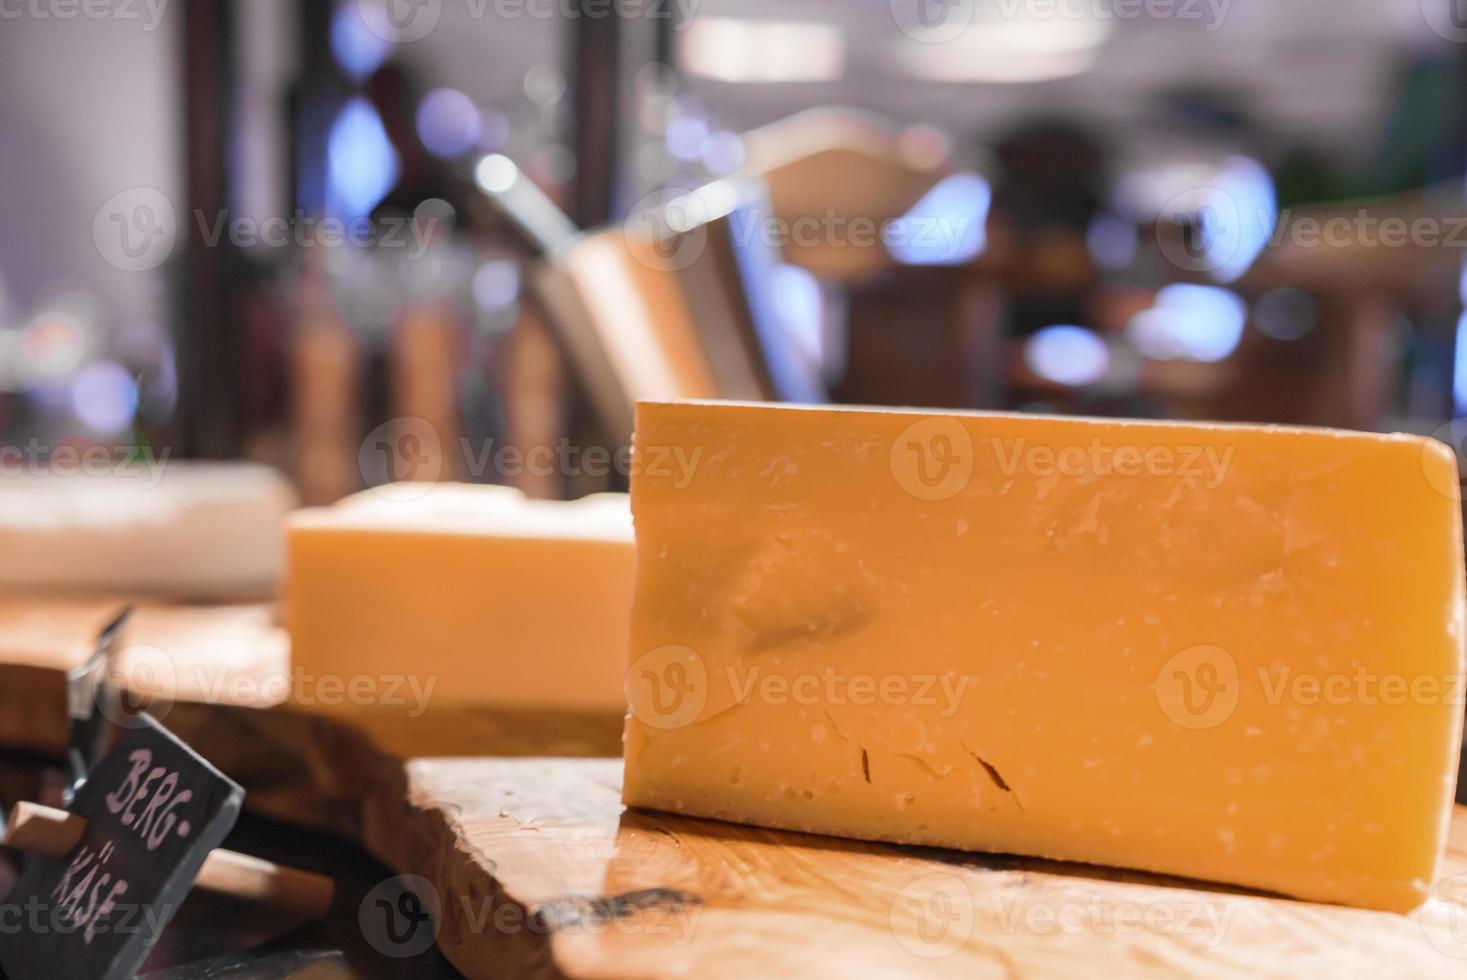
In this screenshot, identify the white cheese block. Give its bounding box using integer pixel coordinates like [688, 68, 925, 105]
[0, 463, 297, 600]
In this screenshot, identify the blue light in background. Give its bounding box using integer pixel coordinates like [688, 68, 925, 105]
[327, 98, 400, 220]
[72, 362, 138, 435]
[666, 117, 709, 162]
[1454, 312, 1467, 415]
[417, 88, 482, 159]
[1025, 325, 1109, 387]
[885, 173, 990, 266]
[330, 5, 391, 82]
[770, 263, 824, 366]
[1129, 284, 1247, 363]
[1205, 156, 1276, 284]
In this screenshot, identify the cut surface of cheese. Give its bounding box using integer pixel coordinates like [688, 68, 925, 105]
[287, 483, 634, 712]
[622, 401, 1466, 913]
[0, 463, 296, 600]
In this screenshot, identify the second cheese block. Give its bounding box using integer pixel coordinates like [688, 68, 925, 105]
[622, 401, 1466, 912]
[288, 484, 634, 712]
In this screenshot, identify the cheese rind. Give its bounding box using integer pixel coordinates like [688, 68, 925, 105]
[621, 401, 1466, 913]
[287, 484, 634, 711]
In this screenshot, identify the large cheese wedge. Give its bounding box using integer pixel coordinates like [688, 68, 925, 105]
[287, 484, 634, 711]
[622, 401, 1466, 912]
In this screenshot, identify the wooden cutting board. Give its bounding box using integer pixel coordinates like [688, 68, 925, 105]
[3, 597, 1467, 978]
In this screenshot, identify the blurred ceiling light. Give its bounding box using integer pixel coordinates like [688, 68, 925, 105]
[1252, 288, 1317, 341]
[1025, 325, 1110, 387]
[1201, 156, 1275, 284]
[523, 63, 568, 105]
[330, 4, 391, 81]
[665, 116, 709, 162]
[72, 362, 138, 435]
[327, 98, 399, 219]
[886, 173, 990, 266]
[1087, 213, 1138, 270]
[475, 154, 518, 194]
[473, 260, 520, 311]
[895, 10, 1110, 83]
[1132, 156, 1276, 284]
[20, 310, 89, 380]
[416, 88, 481, 159]
[701, 131, 746, 175]
[682, 19, 845, 83]
[1127, 284, 1247, 363]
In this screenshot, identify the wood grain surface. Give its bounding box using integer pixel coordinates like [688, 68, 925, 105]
[3, 597, 1467, 978]
[377, 757, 1467, 979]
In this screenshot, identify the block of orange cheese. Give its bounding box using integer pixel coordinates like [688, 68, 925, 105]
[288, 484, 633, 712]
[622, 401, 1466, 912]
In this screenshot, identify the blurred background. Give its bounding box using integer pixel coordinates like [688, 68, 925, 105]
[5, 0, 1467, 500]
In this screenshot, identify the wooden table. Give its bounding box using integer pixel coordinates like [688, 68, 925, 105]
[3, 597, 1466, 978]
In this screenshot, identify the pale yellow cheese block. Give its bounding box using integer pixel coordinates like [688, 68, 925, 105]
[287, 483, 634, 712]
[622, 401, 1467, 913]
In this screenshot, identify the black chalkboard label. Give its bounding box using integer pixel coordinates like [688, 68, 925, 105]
[0, 712, 244, 980]
[64, 605, 132, 802]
